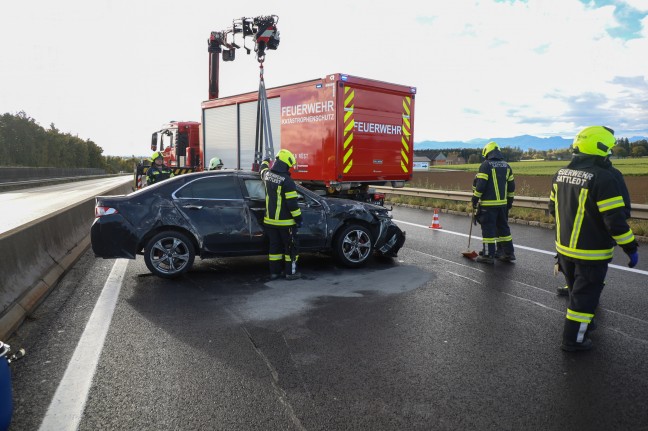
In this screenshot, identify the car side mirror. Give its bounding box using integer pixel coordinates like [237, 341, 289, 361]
[306, 199, 321, 208]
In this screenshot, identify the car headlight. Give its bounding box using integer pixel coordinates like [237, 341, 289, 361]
[371, 209, 391, 219]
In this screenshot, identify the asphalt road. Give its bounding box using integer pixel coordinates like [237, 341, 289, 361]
[7, 206, 648, 431]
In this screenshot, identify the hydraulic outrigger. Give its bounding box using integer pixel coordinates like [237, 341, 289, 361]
[207, 16, 280, 171]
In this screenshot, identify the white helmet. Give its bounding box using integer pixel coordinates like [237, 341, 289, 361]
[208, 157, 224, 170]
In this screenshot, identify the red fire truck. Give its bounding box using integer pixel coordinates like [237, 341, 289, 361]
[201, 73, 416, 202]
[134, 121, 203, 189]
[137, 16, 416, 203]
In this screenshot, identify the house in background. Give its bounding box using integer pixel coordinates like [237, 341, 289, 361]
[413, 156, 430, 171]
[445, 152, 466, 165]
[430, 152, 447, 166]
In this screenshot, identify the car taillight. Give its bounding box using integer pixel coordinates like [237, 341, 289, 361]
[95, 206, 118, 217]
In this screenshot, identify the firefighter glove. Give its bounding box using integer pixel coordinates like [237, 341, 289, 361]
[294, 216, 303, 228]
[471, 196, 479, 209]
[474, 206, 483, 225]
[621, 241, 639, 268]
[507, 197, 514, 210]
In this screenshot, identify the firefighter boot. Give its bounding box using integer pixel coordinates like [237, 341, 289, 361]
[284, 256, 301, 280]
[556, 285, 569, 296]
[561, 318, 593, 352]
[476, 244, 495, 264]
[285, 272, 302, 280]
[496, 242, 516, 262]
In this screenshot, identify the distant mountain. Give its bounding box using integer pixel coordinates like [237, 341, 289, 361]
[415, 135, 571, 152]
[628, 136, 648, 142]
[415, 134, 648, 152]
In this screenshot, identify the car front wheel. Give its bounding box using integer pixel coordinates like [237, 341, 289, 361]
[144, 231, 195, 278]
[333, 224, 373, 268]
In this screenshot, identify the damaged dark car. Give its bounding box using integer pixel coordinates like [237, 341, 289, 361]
[91, 170, 406, 278]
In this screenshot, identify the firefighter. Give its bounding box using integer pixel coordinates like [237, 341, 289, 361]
[146, 151, 174, 185]
[471, 141, 516, 264]
[208, 157, 224, 170]
[556, 152, 633, 296]
[550, 126, 639, 352]
[260, 149, 303, 280]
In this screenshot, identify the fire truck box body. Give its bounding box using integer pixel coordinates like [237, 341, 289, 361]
[201, 73, 415, 190]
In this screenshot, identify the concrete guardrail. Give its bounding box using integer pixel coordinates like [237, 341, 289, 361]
[0, 179, 133, 340]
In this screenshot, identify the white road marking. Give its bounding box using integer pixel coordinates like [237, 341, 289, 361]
[500, 291, 564, 313]
[39, 259, 128, 431]
[447, 271, 481, 284]
[415, 245, 648, 329]
[408, 248, 485, 272]
[394, 219, 648, 276]
[512, 280, 557, 295]
[602, 308, 648, 326]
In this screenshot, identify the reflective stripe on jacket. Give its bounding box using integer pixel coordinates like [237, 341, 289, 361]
[260, 160, 302, 227]
[472, 153, 515, 207]
[549, 155, 635, 262]
[146, 165, 174, 185]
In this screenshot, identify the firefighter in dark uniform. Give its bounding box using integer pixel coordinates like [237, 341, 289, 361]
[556, 152, 633, 296]
[260, 149, 303, 280]
[471, 141, 516, 264]
[550, 126, 639, 351]
[146, 151, 175, 186]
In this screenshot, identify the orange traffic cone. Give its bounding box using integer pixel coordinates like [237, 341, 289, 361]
[429, 208, 442, 229]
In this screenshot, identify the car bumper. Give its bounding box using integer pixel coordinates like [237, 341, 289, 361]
[375, 220, 405, 257]
[90, 215, 139, 259]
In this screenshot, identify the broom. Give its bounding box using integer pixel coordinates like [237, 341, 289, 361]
[462, 206, 479, 259]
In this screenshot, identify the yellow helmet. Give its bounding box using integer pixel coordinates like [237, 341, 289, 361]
[482, 141, 500, 158]
[276, 149, 296, 168]
[572, 126, 616, 157]
[150, 151, 163, 162]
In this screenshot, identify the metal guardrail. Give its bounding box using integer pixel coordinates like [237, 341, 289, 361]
[374, 186, 648, 220]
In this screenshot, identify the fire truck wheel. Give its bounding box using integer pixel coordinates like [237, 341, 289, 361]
[333, 224, 374, 268]
[144, 231, 196, 278]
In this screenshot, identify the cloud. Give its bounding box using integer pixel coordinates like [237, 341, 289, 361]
[0, 0, 646, 155]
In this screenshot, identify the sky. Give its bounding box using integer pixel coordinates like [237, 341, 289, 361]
[1, 0, 648, 156]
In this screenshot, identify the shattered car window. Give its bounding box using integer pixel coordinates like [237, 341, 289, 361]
[244, 179, 266, 200]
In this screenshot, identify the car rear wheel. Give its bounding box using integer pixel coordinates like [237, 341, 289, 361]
[333, 224, 373, 268]
[144, 231, 195, 278]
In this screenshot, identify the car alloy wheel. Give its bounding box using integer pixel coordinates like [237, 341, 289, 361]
[334, 224, 373, 267]
[144, 231, 195, 278]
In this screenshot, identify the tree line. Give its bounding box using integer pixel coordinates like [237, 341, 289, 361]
[415, 138, 648, 163]
[0, 111, 138, 173]
[416, 147, 527, 164]
[4, 111, 647, 171]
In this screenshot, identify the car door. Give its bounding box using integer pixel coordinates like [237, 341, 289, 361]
[241, 176, 328, 250]
[295, 189, 327, 249]
[173, 175, 254, 254]
[240, 176, 268, 251]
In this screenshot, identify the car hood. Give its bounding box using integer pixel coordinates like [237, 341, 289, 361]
[322, 197, 389, 217]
